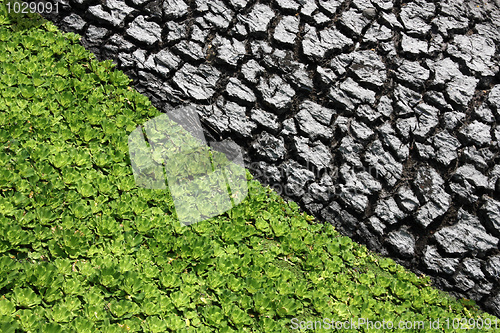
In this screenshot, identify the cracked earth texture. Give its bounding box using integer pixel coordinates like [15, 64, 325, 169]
[39, 0, 500, 317]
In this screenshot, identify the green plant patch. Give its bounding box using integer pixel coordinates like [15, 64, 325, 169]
[0, 5, 498, 333]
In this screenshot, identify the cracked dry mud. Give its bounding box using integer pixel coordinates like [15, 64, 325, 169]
[40, 0, 500, 317]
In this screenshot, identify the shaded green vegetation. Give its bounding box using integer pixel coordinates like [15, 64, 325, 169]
[0, 5, 498, 332]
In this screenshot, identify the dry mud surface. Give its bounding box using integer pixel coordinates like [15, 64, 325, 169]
[40, 0, 500, 317]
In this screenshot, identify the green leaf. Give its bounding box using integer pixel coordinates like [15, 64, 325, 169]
[259, 317, 278, 331]
[69, 317, 95, 333]
[20, 85, 35, 99]
[109, 299, 140, 318]
[334, 302, 351, 320]
[0, 297, 15, 316]
[255, 217, 271, 234]
[203, 305, 224, 327]
[31, 72, 44, 87]
[146, 316, 169, 333]
[95, 215, 119, 236]
[68, 201, 90, 219]
[12, 286, 41, 308]
[275, 296, 301, 317]
[0, 198, 15, 216]
[226, 274, 243, 292]
[160, 272, 181, 289]
[51, 77, 66, 92]
[15, 309, 40, 332]
[207, 270, 224, 290]
[170, 290, 191, 310]
[292, 280, 310, 300]
[45, 302, 74, 323]
[50, 151, 71, 169]
[62, 278, 84, 296]
[244, 277, 261, 294]
[216, 256, 235, 275]
[341, 250, 356, 266]
[109, 70, 130, 87]
[120, 271, 143, 296]
[376, 275, 391, 288]
[265, 264, 281, 279]
[325, 256, 344, 273]
[55, 62, 70, 77]
[228, 306, 251, 327]
[254, 291, 273, 315]
[77, 181, 96, 198]
[42, 278, 64, 303]
[221, 223, 245, 244]
[269, 217, 290, 237]
[36, 206, 57, 225]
